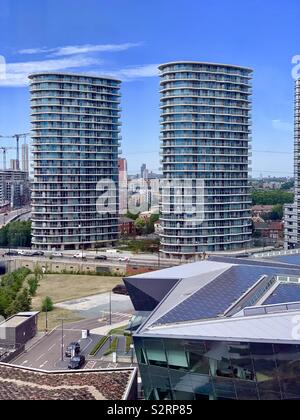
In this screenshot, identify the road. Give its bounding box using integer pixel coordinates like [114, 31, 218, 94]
[2, 252, 178, 269]
[0, 207, 31, 228]
[12, 314, 132, 371]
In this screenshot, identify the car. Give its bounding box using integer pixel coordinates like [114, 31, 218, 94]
[65, 342, 81, 358]
[5, 251, 19, 256]
[118, 257, 130, 263]
[51, 252, 63, 258]
[73, 252, 87, 259]
[30, 251, 45, 257]
[95, 255, 107, 261]
[112, 284, 129, 296]
[68, 355, 86, 370]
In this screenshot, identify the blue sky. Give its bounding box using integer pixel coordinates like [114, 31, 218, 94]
[0, 0, 299, 176]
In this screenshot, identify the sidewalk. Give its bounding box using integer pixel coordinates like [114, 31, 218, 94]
[90, 321, 127, 336]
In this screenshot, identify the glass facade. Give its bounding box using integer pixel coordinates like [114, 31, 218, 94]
[159, 62, 253, 257]
[134, 336, 300, 400]
[30, 73, 121, 250]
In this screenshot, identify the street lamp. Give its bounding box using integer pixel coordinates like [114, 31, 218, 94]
[59, 319, 65, 362]
[109, 290, 112, 348]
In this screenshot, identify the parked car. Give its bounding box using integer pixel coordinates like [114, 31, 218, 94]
[65, 342, 81, 358]
[95, 255, 107, 261]
[68, 355, 86, 370]
[51, 252, 63, 258]
[112, 284, 128, 296]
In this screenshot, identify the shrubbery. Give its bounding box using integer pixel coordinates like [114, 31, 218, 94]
[0, 267, 32, 317]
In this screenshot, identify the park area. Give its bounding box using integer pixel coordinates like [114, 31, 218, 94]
[31, 274, 123, 331]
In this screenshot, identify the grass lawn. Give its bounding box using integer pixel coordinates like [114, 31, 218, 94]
[32, 274, 122, 309]
[37, 308, 84, 332]
[31, 274, 122, 331]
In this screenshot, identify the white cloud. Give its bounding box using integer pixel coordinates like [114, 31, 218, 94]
[272, 119, 293, 132]
[107, 64, 159, 81]
[19, 43, 142, 57]
[0, 55, 102, 87]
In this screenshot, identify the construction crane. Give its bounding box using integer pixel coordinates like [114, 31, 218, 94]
[0, 133, 30, 170]
[12, 133, 30, 170]
[0, 147, 16, 170]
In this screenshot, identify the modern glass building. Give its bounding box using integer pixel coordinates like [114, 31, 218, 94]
[30, 72, 121, 250]
[159, 62, 253, 257]
[125, 257, 300, 400]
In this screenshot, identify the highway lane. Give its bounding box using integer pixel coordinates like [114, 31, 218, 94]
[2, 253, 176, 269]
[0, 207, 31, 228]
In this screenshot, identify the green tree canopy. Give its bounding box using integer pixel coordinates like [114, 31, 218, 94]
[252, 190, 294, 206]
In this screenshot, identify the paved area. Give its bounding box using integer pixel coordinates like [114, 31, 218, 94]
[12, 313, 133, 371]
[55, 293, 134, 319]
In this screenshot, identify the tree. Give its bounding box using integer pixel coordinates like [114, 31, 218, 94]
[33, 264, 44, 284]
[42, 296, 54, 313]
[252, 190, 294, 205]
[281, 181, 294, 191]
[5, 288, 32, 317]
[15, 288, 32, 312]
[0, 221, 32, 248]
[263, 204, 284, 221]
[28, 276, 39, 297]
[134, 218, 146, 235]
[126, 211, 139, 221]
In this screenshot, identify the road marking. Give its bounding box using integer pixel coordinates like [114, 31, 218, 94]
[21, 360, 28, 365]
[36, 353, 46, 361]
[39, 361, 48, 368]
[48, 344, 56, 352]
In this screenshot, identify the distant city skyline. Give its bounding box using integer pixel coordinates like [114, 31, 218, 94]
[0, 0, 299, 175]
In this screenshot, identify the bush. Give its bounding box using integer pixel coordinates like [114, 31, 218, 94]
[42, 296, 54, 312]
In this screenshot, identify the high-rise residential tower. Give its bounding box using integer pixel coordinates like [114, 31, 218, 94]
[285, 78, 300, 249]
[118, 157, 128, 215]
[159, 62, 253, 258]
[21, 143, 29, 174]
[30, 72, 121, 250]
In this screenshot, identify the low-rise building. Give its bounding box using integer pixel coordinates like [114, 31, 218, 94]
[0, 170, 30, 209]
[125, 257, 300, 400]
[0, 312, 39, 347]
[119, 216, 136, 236]
[0, 364, 137, 400]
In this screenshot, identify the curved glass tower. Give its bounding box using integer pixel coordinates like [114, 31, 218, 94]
[159, 62, 252, 257]
[30, 72, 121, 250]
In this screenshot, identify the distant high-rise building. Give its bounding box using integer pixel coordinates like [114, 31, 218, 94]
[30, 72, 121, 250]
[21, 143, 29, 174]
[141, 163, 146, 178]
[10, 159, 18, 171]
[285, 78, 300, 249]
[118, 158, 128, 215]
[0, 170, 30, 208]
[159, 62, 253, 258]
